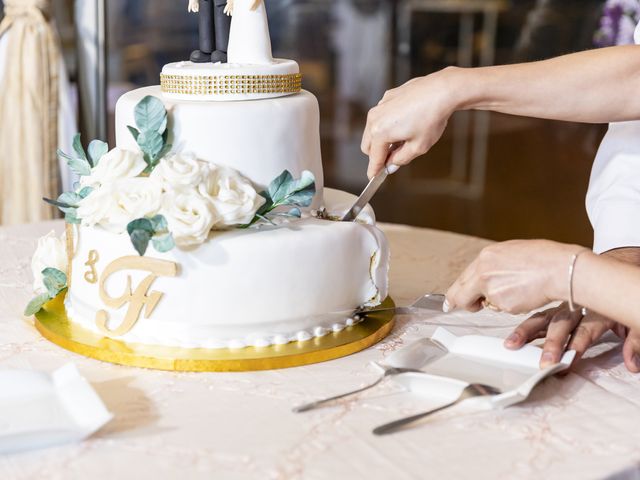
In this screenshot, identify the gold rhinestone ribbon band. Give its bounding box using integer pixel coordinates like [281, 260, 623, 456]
[160, 73, 303, 96]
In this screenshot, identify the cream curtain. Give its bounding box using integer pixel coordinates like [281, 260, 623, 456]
[0, 0, 60, 224]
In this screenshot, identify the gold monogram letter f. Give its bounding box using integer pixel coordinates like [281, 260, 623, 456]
[95, 256, 178, 337]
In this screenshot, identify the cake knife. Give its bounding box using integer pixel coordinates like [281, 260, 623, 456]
[341, 166, 391, 222]
[342, 140, 402, 222]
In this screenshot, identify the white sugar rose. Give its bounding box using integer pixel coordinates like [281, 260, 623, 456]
[161, 188, 218, 246]
[31, 231, 67, 294]
[77, 178, 163, 233]
[198, 166, 265, 227]
[80, 148, 146, 187]
[150, 152, 209, 190]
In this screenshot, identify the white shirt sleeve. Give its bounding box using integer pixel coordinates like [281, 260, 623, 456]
[587, 121, 640, 254]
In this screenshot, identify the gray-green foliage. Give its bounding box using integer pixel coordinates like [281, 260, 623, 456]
[43, 187, 93, 223]
[127, 214, 175, 256]
[243, 170, 316, 227]
[57, 134, 107, 176]
[24, 268, 67, 316]
[127, 96, 172, 172]
[43, 186, 93, 224]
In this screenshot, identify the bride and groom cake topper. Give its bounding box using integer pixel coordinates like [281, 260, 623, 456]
[186, 0, 273, 65]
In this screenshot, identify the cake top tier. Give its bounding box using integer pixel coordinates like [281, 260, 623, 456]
[164, 0, 301, 102]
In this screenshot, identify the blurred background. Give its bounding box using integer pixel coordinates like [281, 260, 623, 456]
[0, 0, 625, 245]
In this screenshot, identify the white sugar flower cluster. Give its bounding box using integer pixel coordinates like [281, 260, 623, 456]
[77, 149, 265, 246]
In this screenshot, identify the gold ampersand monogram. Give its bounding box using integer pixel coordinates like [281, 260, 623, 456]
[95, 256, 178, 337]
[84, 250, 100, 284]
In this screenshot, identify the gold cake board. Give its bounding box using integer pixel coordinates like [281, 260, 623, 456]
[34, 293, 395, 372]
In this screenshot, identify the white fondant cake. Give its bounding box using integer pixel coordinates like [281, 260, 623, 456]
[65, 189, 388, 349]
[32, 0, 390, 352]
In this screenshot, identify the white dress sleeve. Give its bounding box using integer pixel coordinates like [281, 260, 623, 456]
[586, 121, 640, 253]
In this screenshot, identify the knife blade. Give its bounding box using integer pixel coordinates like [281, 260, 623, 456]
[341, 167, 389, 222]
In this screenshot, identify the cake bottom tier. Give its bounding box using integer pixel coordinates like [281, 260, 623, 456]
[65, 189, 389, 349]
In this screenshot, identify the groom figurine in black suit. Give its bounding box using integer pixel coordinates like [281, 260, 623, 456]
[188, 0, 231, 63]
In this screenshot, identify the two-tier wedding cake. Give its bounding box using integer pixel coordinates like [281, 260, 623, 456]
[27, 0, 389, 353]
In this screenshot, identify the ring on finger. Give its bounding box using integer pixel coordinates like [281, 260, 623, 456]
[482, 299, 501, 312]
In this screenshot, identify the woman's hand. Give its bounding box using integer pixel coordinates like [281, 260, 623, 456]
[505, 303, 621, 367]
[504, 246, 640, 371]
[188, 0, 199, 13]
[224, 0, 234, 15]
[445, 240, 585, 315]
[361, 67, 462, 179]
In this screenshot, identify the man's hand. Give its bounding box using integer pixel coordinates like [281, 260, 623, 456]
[505, 247, 640, 372]
[188, 0, 199, 13]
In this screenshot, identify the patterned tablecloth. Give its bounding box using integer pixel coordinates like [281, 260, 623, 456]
[1, 220, 639, 480]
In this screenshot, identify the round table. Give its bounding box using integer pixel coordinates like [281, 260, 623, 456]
[1, 221, 639, 480]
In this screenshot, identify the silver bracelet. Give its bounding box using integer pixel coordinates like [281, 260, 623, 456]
[568, 250, 587, 312]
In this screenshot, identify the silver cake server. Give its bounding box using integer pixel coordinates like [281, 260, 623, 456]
[372, 383, 503, 435]
[341, 166, 390, 222]
[355, 294, 447, 317]
[292, 337, 447, 413]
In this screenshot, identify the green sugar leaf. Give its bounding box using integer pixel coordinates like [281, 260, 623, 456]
[266, 170, 316, 208]
[247, 171, 317, 227]
[88, 140, 108, 166]
[282, 170, 316, 207]
[157, 142, 173, 161]
[287, 207, 302, 218]
[78, 186, 94, 199]
[137, 130, 164, 164]
[43, 196, 72, 210]
[72, 133, 88, 164]
[127, 218, 154, 236]
[58, 149, 91, 176]
[152, 233, 175, 253]
[134, 96, 167, 134]
[58, 191, 82, 206]
[129, 229, 151, 256]
[41, 267, 67, 298]
[149, 214, 168, 233]
[266, 170, 294, 205]
[24, 293, 52, 316]
[65, 211, 81, 224]
[127, 125, 140, 141]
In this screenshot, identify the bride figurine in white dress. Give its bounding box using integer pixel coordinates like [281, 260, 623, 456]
[224, 0, 274, 65]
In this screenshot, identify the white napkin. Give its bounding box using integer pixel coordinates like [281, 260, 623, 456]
[0, 364, 112, 454]
[390, 327, 575, 410]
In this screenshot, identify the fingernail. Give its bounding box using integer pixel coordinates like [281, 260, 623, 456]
[386, 164, 399, 174]
[541, 351, 555, 366]
[505, 333, 521, 346]
[442, 299, 451, 313]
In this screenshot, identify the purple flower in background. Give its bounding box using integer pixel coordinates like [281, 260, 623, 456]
[595, 0, 640, 46]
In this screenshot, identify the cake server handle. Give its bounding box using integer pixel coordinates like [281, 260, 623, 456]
[292, 366, 420, 413]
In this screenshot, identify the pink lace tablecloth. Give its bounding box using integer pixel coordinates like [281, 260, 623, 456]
[1, 220, 639, 480]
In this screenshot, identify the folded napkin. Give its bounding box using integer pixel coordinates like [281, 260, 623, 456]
[0, 364, 112, 454]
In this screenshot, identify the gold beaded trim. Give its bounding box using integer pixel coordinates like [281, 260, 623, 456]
[160, 73, 302, 96]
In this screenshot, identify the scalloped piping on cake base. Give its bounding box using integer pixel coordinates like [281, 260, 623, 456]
[64, 295, 365, 350]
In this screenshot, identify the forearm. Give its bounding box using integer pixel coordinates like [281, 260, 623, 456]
[450, 46, 640, 124]
[571, 252, 640, 329]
